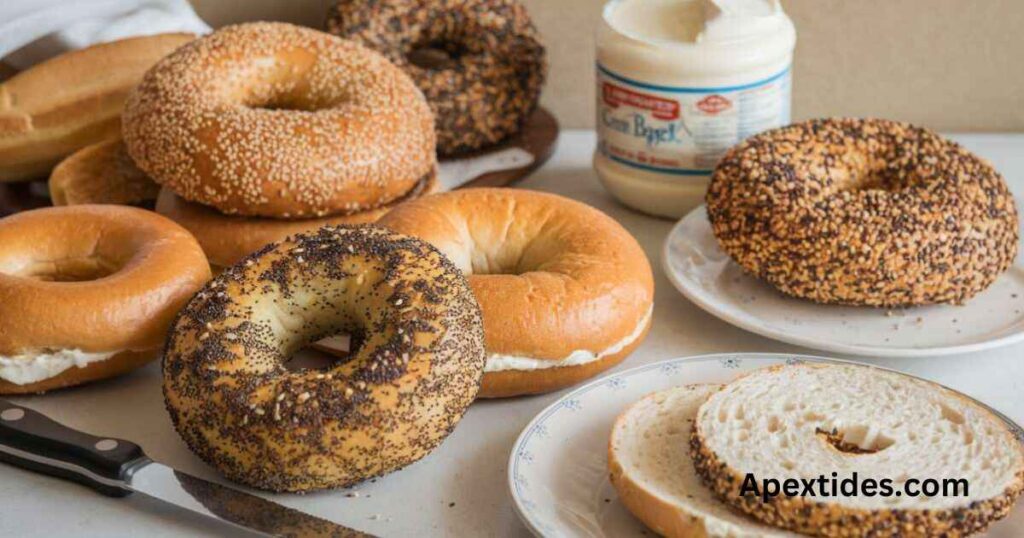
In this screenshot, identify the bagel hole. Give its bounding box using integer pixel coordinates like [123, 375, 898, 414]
[816, 425, 895, 454]
[407, 43, 463, 70]
[832, 156, 915, 194]
[285, 332, 365, 372]
[16, 257, 120, 282]
[467, 247, 543, 276]
[234, 49, 329, 112]
[252, 101, 309, 112]
[839, 171, 892, 193]
[248, 93, 317, 112]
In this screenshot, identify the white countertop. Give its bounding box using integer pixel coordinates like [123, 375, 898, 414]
[2, 130, 1023, 537]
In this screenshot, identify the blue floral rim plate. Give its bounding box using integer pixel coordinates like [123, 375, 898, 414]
[507, 353, 1024, 538]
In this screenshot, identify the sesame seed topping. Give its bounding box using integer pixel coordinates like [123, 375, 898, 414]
[123, 22, 436, 218]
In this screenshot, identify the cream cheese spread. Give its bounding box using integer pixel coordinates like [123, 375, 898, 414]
[484, 306, 653, 373]
[594, 0, 796, 218]
[0, 348, 118, 385]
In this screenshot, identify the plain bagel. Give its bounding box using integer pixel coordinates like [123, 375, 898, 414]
[163, 225, 486, 492]
[155, 169, 438, 268]
[377, 188, 654, 398]
[0, 205, 210, 394]
[123, 22, 436, 219]
[49, 138, 160, 207]
[0, 33, 195, 182]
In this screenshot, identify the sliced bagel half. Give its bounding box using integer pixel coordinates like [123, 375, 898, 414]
[610, 383, 799, 537]
[691, 363, 1024, 537]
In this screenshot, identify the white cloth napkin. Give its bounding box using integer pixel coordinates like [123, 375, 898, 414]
[0, 0, 210, 69]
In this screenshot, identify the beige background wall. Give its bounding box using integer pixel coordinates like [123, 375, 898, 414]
[191, 0, 1024, 132]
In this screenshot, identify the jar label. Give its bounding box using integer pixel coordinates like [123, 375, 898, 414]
[596, 64, 791, 176]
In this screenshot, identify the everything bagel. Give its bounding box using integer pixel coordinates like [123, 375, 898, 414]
[707, 118, 1019, 307]
[163, 225, 485, 492]
[123, 22, 436, 218]
[0, 205, 210, 394]
[327, 0, 547, 156]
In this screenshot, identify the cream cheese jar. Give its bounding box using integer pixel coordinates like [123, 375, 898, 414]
[594, 0, 796, 218]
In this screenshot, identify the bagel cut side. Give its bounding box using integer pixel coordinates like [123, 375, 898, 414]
[610, 384, 798, 538]
[691, 363, 1024, 537]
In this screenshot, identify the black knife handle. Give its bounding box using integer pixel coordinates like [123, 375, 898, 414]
[0, 399, 149, 497]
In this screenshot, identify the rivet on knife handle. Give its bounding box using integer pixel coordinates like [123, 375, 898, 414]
[0, 399, 150, 497]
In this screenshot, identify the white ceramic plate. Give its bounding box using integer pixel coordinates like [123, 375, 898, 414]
[661, 206, 1024, 357]
[507, 353, 1024, 538]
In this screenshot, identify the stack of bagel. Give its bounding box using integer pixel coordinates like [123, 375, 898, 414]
[3, 0, 552, 268]
[2, 22, 446, 269]
[0, 33, 195, 206]
[121, 22, 440, 269]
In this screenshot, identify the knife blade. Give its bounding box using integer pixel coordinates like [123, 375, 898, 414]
[0, 399, 371, 537]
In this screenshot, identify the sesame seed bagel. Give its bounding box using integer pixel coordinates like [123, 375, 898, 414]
[50, 138, 159, 207]
[163, 225, 486, 492]
[0, 205, 211, 394]
[706, 118, 1019, 307]
[690, 363, 1024, 537]
[123, 22, 436, 218]
[155, 169, 438, 268]
[376, 189, 653, 398]
[0, 33, 195, 183]
[327, 0, 547, 156]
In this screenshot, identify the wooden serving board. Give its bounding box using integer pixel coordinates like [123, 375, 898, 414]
[0, 107, 559, 217]
[441, 106, 559, 189]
